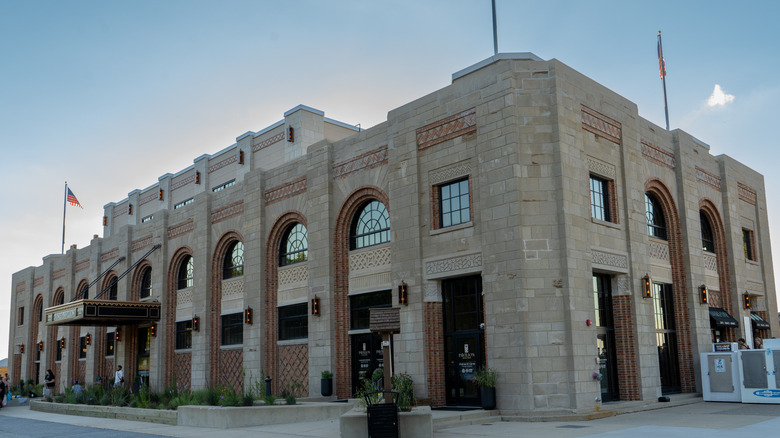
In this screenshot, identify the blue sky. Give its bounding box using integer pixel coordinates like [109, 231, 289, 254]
[2, 0, 779, 358]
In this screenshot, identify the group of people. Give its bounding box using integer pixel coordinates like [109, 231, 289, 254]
[0, 373, 10, 408]
[738, 337, 764, 349]
[31, 365, 124, 398]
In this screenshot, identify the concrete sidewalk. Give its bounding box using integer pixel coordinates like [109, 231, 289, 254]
[2, 397, 780, 437]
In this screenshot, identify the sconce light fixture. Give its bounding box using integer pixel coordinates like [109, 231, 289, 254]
[311, 296, 320, 316]
[744, 292, 751, 309]
[150, 325, 157, 337]
[85, 333, 91, 345]
[399, 282, 408, 306]
[38, 341, 44, 351]
[115, 328, 121, 342]
[244, 307, 253, 325]
[192, 315, 200, 332]
[19, 344, 24, 354]
[59, 337, 66, 349]
[699, 285, 708, 304]
[642, 274, 652, 298]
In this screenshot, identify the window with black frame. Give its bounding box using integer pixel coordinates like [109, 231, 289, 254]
[178, 256, 193, 290]
[79, 336, 87, 359]
[350, 291, 392, 330]
[221, 312, 243, 345]
[439, 178, 471, 228]
[223, 241, 244, 279]
[645, 193, 667, 240]
[105, 332, 115, 357]
[278, 303, 308, 340]
[140, 267, 152, 299]
[280, 223, 308, 266]
[107, 278, 118, 300]
[590, 175, 611, 222]
[743, 228, 756, 261]
[700, 211, 715, 253]
[175, 320, 193, 349]
[350, 200, 390, 250]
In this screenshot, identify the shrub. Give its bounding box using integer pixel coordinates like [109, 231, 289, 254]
[473, 367, 498, 388]
[321, 370, 333, 379]
[392, 373, 416, 412]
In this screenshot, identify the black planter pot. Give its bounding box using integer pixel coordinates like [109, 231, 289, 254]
[480, 386, 496, 410]
[321, 378, 333, 397]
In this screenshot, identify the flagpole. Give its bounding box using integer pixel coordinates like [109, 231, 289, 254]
[492, 0, 498, 55]
[62, 182, 67, 254]
[658, 31, 670, 130]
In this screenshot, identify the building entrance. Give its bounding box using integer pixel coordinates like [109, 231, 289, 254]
[350, 333, 386, 395]
[593, 274, 619, 402]
[442, 275, 484, 407]
[653, 282, 681, 394]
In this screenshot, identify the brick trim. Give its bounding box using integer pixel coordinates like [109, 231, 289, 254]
[424, 302, 445, 405]
[581, 106, 621, 144]
[416, 109, 476, 150]
[699, 199, 735, 341]
[209, 232, 244, 386]
[164, 246, 194, 387]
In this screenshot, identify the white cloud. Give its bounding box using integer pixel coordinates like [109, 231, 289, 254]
[707, 84, 735, 107]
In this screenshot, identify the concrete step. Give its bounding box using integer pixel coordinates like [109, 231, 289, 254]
[432, 410, 502, 430]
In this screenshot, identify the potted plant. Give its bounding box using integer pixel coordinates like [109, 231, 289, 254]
[321, 370, 333, 397]
[474, 366, 497, 410]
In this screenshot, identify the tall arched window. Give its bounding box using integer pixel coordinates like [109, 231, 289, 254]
[280, 223, 308, 266]
[79, 285, 89, 300]
[222, 241, 244, 279]
[106, 277, 118, 300]
[645, 193, 667, 240]
[140, 267, 152, 299]
[350, 200, 390, 249]
[700, 211, 715, 253]
[178, 256, 194, 289]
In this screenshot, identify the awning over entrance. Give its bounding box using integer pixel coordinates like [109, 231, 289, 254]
[709, 307, 739, 328]
[44, 299, 161, 327]
[751, 312, 771, 330]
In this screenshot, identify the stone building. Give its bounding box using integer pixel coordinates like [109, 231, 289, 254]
[8, 53, 777, 412]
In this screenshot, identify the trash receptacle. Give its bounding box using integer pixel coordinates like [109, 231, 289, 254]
[364, 390, 399, 438]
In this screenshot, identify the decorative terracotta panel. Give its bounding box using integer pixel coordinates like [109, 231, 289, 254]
[696, 167, 721, 190]
[168, 219, 194, 239]
[416, 109, 477, 150]
[253, 132, 285, 152]
[211, 201, 244, 224]
[641, 140, 675, 169]
[581, 107, 621, 144]
[264, 178, 307, 205]
[332, 146, 388, 179]
[738, 182, 757, 205]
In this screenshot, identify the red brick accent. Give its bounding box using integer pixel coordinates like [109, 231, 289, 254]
[695, 167, 721, 190]
[332, 146, 388, 179]
[252, 131, 285, 152]
[333, 187, 390, 399]
[641, 140, 675, 169]
[101, 248, 120, 263]
[737, 182, 757, 205]
[33, 276, 44, 288]
[424, 302, 445, 406]
[164, 246, 193, 386]
[430, 176, 473, 230]
[209, 232, 244, 386]
[46, 289, 65, 375]
[613, 295, 639, 400]
[265, 212, 307, 395]
[208, 154, 238, 173]
[581, 106, 621, 144]
[77, 360, 86, 385]
[28, 295, 43, 381]
[131, 234, 154, 252]
[174, 352, 192, 389]
[130, 260, 153, 301]
[211, 201, 244, 224]
[264, 178, 307, 205]
[417, 109, 477, 150]
[168, 219, 195, 239]
[646, 179, 695, 393]
[607, 179, 619, 224]
[219, 349, 244, 391]
[12, 354, 21, 387]
[278, 344, 309, 396]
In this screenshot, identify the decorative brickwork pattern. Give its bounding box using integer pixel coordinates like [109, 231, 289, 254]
[424, 302, 445, 406]
[695, 167, 721, 190]
[75, 259, 90, 273]
[209, 155, 238, 173]
[168, 219, 194, 239]
[77, 360, 86, 385]
[33, 276, 43, 288]
[252, 131, 285, 152]
[349, 247, 391, 272]
[700, 199, 735, 341]
[164, 247, 193, 386]
[587, 157, 616, 179]
[222, 278, 244, 299]
[171, 174, 196, 191]
[649, 241, 670, 262]
[645, 178, 695, 393]
[278, 264, 308, 288]
[12, 354, 21, 388]
[613, 295, 639, 400]
[53, 269, 65, 280]
[15, 281, 25, 293]
[28, 295, 43, 381]
[139, 190, 159, 206]
[176, 289, 193, 307]
[278, 344, 309, 396]
[174, 352, 192, 389]
[332, 146, 388, 179]
[429, 163, 472, 185]
[416, 109, 477, 150]
[738, 182, 757, 205]
[265, 212, 307, 395]
[101, 248, 119, 263]
[333, 187, 389, 399]
[113, 207, 126, 218]
[591, 250, 627, 269]
[581, 106, 621, 144]
[131, 235, 154, 252]
[264, 178, 307, 205]
[219, 349, 244, 391]
[211, 201, 244, 224]
[425, 253, 482, 276]
[641, 140, 675, 169]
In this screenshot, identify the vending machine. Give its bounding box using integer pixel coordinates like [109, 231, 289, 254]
[739, 339, 780, 404]
[701, 343, 741, 402]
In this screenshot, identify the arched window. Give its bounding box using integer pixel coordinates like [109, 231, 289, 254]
[107, 278, 118, 300]
[178, 255, 194, 290]
[350, 200, 390, 250]
[79, 285, 89, 300]
[222, 241, 244, 279]
[645, 193, 667, 240]
[56, 293, 64, 306]
[140, 267, 152, 299]
[700, 211, 715, 253]
[280, 223, 308, 266]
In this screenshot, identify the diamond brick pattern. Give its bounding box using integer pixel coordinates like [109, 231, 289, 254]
[101, 248, 119, 263]
[208, 154, 238, 173]
[174, 352, 192, 389]
[738, 182, 757, 205]
[131, 235, 153, 252]
[278, 344, 309, 396]
[219, 349, 243, 391]
[252, 131, 285, 152]
[581, 106, 621, 144]
[641, 140, 675, 169]
[139, 190, 159, 206]
[264, 177, 307, 205]
[75, 259, 90, 273]
[171, 174, 196, 191]
[168, 219, 194, 239]
[211, 201, 244, 224]
[696, 167, 721, 190]
[416, 109, 476, 150]
[332, 146, 388, 179]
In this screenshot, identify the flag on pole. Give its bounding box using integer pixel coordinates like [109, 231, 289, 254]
[657, 33, 667, 79]
[67, 187, 83, 208]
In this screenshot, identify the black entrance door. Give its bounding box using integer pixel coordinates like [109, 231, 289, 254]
[653, 282, 681, 394]
[593, 274, 619, 402]
[351, 333, 385, 395]
[442, 275, 484, 407]
[136, 327, 150, 390]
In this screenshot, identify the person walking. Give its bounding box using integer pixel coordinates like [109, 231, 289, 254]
[44, 370, 56, 397]
[114, 365, 124, 387]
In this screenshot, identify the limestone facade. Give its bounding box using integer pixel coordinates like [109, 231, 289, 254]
[9, 54, 777, 412]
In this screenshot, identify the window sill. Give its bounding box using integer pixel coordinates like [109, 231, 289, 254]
[348, 328, 373, 336]
[430, 221, 473, 236]
[277, 339, 308, 346]
[174, 348, 193, 353]
[591, 218, 621, 229]
[746, 259, 760, 265]
[220, 345, 243, 350]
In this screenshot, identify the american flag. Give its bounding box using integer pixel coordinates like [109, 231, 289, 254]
[657, 34, 667, 79]
[67, 187, 83, 208]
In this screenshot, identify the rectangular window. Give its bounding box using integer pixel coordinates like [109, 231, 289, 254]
[176, 320, 193, 349]
[221, 312, 243, 346]
[439, 178, 471, 228]
[79, 336, 87, 359]
[141, 214, 154, 223]
[56, 340, 63, 361]
[18, 307, 24, 326]
[105, 332, 115, 357]
[278, 303, 308, 341]
[743, 228, 756, 261]
[212, 179, 236, 192]
[350, 291, 392, 330]
[174, 198, 194, 209]
[590, 175, 611, 222]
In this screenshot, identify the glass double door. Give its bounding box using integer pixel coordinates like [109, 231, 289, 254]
[351, 332, 386, 395]
[593, 274, 619, 402]
[443, 275, 484, 407]
[653, 282, 681, 394]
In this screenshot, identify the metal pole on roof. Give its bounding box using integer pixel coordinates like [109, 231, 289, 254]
[492, 0, 498, 55]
